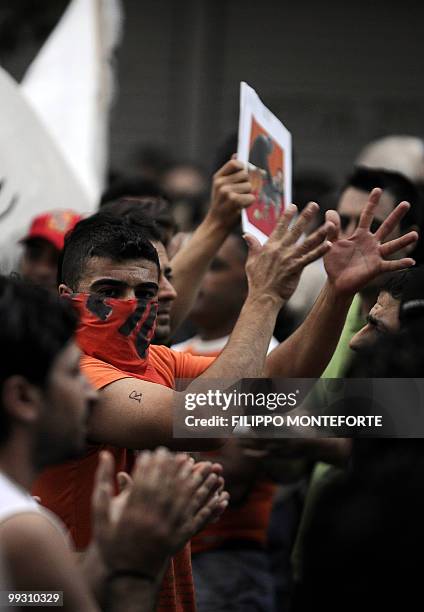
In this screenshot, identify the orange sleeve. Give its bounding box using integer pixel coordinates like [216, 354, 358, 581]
[169, 347, 216, 379]
[147, 345, 215, 386]
[80, 355, 133, 390]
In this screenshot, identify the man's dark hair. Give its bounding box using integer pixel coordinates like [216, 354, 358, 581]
[380, 269, 412, 301]
[60, 214, 160, 289]
[100, 197, 177, 246]
[0, 276, 77, 445]
[345, 166, 422, 231]
[99, 177, 163, 206]
[345, 166, 424, 264]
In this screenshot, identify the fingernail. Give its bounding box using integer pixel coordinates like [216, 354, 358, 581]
[288, 203, 297, 212]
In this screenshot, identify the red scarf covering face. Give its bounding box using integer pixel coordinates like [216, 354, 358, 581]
[70, 293, 158, 376]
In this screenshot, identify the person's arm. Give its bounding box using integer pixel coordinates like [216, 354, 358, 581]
[265, 188, 418, 378]
[195, 439, 264, 506]
[169, 159, 254, 336]
[105, 575, 158, 612]
[0, 514, 98, 612]
[241, 438, 352, 483]
[87, 450, 229, 610]
[87, 203, 332, 451]
[265, 281, 353, 378]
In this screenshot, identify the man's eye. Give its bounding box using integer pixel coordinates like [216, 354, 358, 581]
[135, 289, 156, 300]
[97, 288, 119, 298]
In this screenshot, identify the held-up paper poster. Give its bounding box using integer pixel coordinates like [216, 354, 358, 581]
[237, 82, 292, 244]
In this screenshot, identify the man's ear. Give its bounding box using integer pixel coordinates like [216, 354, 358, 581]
[58, 284, 72, 296]
[2, 376, 43, 427]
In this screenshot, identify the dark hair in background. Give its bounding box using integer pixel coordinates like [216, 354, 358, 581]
[345, 166, 424, 263]
[99, 177, 163, 207]
[129, 144, 174, 179]
[380, 268, 412, 301]
[0, 276, 77, 445]
[60, 214, 160, 290]
[346, 166, 420, 222]
[100, 197, 177, 246]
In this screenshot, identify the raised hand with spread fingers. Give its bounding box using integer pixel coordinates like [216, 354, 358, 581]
[324, 188, 418, 295]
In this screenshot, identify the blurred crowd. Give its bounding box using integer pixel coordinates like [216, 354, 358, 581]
[1, 132, 424, 612]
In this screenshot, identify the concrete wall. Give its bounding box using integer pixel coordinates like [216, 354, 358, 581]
[110, 0, 424, 181]
[3, 0, 424, 183]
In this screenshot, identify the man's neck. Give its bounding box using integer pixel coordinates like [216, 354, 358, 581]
[0, 437, 36, 492]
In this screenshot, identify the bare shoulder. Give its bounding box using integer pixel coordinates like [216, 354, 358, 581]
[0, 510, 67, 552]
[0, 512, 96, 611]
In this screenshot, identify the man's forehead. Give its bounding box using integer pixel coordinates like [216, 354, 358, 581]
[83, 256, 158, 284]
[373, 291, 401, 322]
[152, 241, 169, 267]
[338, 187, 396, 221]
[377, 290, 399, 308]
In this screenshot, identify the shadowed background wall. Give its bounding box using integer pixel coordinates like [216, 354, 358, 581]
[1, 0, 424, 181]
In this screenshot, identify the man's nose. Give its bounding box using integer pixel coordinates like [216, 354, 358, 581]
[124, 288, 137, 300]
[349, 323, 376, 351]
[159, 275, 177, 301]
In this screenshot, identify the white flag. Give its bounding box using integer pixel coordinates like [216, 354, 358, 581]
[0, 67, 92, 272]
[21, 0, 123, 204]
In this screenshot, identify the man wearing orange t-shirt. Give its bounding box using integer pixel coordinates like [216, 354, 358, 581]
[33, 178, 416, 612]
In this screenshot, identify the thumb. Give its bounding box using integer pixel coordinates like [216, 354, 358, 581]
[243, 233, 262, 258]
[92, 451, 114, 538]
[117, 471, 132, 493]
[325, 210, 341, 242]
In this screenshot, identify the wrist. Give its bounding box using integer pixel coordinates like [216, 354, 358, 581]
[325, 280, 355, 305]
[246, 290, 284, 311]
[203, 211, 235, 237]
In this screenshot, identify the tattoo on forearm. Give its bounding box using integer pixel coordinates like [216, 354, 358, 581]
[129, 390, 143, 403]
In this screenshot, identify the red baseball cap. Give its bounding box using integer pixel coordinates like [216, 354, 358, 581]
[21, 210, 82, 251]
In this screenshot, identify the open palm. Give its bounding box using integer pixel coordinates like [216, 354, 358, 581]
[324, 188, 418, 295]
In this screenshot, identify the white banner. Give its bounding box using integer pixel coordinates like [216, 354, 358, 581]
[0, 67, 91, 257]
[21, 0, 123, 204]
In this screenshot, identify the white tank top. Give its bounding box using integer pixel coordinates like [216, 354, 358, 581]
[0, 472, 40, 523]
[0, 471, 69, 542]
